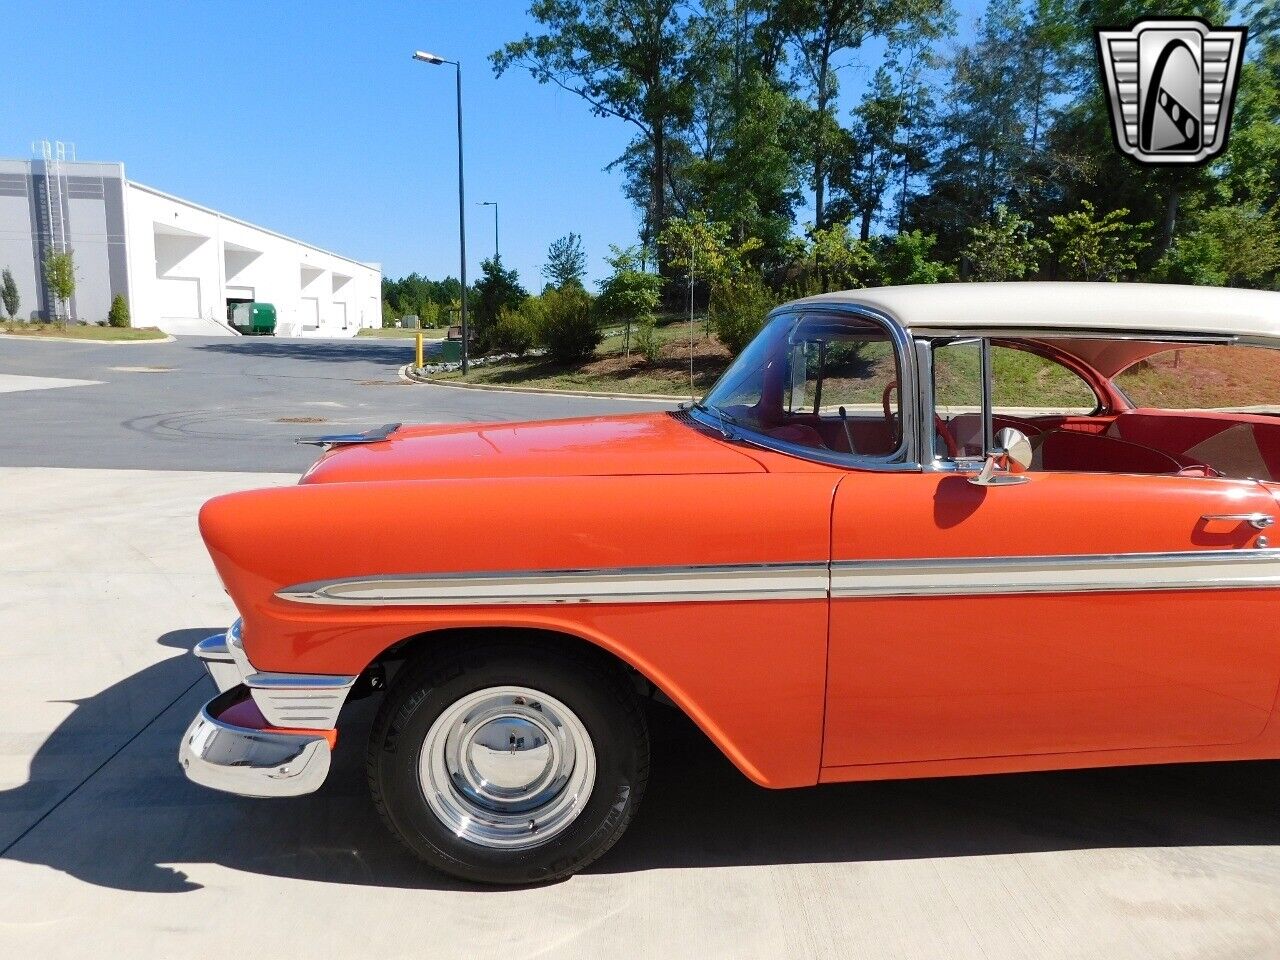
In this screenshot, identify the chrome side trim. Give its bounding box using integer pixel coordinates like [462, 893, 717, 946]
[245, 672, 357, 728]
[831, 548, 1280, 598]
[277, 562, 829, 607]
[276, 549, 1280, 610]
[178, 689, 332, 798]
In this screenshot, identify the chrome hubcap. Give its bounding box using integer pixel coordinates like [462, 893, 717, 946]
[418, 685, 595, 849]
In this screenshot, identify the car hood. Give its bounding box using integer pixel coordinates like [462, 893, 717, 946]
[299, 411, 765, 484]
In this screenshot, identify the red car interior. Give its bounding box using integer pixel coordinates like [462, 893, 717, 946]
[730, 334, 1280, 481]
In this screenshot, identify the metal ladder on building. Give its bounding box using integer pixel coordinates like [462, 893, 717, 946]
[32, 140, 73, 320]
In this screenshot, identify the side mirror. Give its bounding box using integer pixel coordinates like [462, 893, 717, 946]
[968, 427, 1033, 486]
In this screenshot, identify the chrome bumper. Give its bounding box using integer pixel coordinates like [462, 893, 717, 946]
[179, 687, 332, 798]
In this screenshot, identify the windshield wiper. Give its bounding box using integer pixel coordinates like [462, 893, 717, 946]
[691, 400, 735, 439]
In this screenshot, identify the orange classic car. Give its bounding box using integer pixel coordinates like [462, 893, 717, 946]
[180, 281, 1280, 884]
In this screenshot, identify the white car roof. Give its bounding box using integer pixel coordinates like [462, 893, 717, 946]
[792, 282, 1280, 340]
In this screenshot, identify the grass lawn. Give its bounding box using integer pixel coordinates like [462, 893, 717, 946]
[358, 327, 450, 339]
[1, 322, 168, 341]
[430, 316, 726, 396]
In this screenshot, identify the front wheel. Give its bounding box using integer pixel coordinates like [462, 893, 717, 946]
[368, 642, 649, 884]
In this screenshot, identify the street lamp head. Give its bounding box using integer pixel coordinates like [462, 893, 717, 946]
[478, 201, 496, 206]
[412, 51, 446, 65]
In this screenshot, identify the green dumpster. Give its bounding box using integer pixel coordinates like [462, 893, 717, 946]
[228, 302, 277, 336]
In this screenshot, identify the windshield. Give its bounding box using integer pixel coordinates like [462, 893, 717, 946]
[701, 311, 904, 458]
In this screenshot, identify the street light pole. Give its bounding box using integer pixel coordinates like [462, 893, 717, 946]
[413, 50, 469, 374]
[479, 201, 498, 262]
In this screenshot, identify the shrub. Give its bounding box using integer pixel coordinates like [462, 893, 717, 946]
[491, 305, 537, 356]
[708, 271, 773, 355]
[532, 286, 599, 364]
[634, 318, 661, 364]
[108, 294, 131, 328]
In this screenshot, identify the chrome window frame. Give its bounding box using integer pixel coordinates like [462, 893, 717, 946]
[920, 335, 992, 472]
[915, 327, 1259, 473]
[688, 302, 922, 471]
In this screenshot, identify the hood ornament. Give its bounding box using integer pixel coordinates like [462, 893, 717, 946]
[296, 422, 402, 449]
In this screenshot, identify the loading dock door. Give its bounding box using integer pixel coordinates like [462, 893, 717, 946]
[158, 277, 201, 320]
[300, 297, 319, 331]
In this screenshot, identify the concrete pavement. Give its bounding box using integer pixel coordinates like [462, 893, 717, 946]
[2, 338, 1279, 958]
[2, 466, 1279, 959]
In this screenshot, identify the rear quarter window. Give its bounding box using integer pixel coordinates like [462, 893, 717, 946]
[1115, 346, 1280, 411]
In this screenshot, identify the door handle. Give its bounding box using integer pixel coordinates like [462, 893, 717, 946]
[1201, 513, 1274, 529]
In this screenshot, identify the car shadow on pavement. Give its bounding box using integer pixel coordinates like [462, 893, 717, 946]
[193, 339, 414, 370]
[4, 630, 1279, 894]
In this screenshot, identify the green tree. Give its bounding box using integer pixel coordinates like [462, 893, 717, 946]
[962, 205, 1049, 280]
[779, 0, 949, 230]
[493, 1, 705, 257]
[1, 267, 18, 319]
[1048, 201, 1151, 281]
[471, 256, 528, 351]
[543, 232, 588, 289]
[805, 222, 878, 291]
[1154, 206, 1280, 288]
[871, 230, 955, 285]
[660, 6, 804, 264]
[381, 300, 397, 328]
[708, 269, 774, 353]
[836, 30, 947, 238]
[597, 245, 665, 356]
[44, 250, 75, 325]
[107, 294, 130, 328]
[658, 211, 762, 291]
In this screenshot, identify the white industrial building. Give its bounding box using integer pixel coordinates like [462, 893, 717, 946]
[0, 152, 381, 337]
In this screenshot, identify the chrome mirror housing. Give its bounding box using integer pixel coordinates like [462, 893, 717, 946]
[968, 427, 1033, 486]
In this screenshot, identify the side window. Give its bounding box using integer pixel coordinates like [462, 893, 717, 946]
[991, 345, 1098, 417]
[932, 339, 986, 459]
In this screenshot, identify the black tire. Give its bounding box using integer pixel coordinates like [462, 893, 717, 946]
[367, 641, 649, 885]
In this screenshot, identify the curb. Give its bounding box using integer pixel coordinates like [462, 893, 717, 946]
[0, 330, 176, 345]
[399, 364, 688, 403]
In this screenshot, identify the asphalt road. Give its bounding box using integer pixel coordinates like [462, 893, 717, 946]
[2, 337, 1279, 958]
[0, 335, 675, 472]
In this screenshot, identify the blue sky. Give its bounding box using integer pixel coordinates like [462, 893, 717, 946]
[8, 1, 983, 288]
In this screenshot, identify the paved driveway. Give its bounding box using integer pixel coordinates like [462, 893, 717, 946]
[0, 335, 674, 472]
[0, 338, 1278, 959]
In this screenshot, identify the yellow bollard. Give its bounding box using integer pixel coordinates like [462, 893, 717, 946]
[415, 331, 424, 370]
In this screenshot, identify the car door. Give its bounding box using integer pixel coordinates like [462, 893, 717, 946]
[822, 337, 1280, 769]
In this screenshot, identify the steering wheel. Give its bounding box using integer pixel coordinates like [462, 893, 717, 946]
[882, 381, 959, 458]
